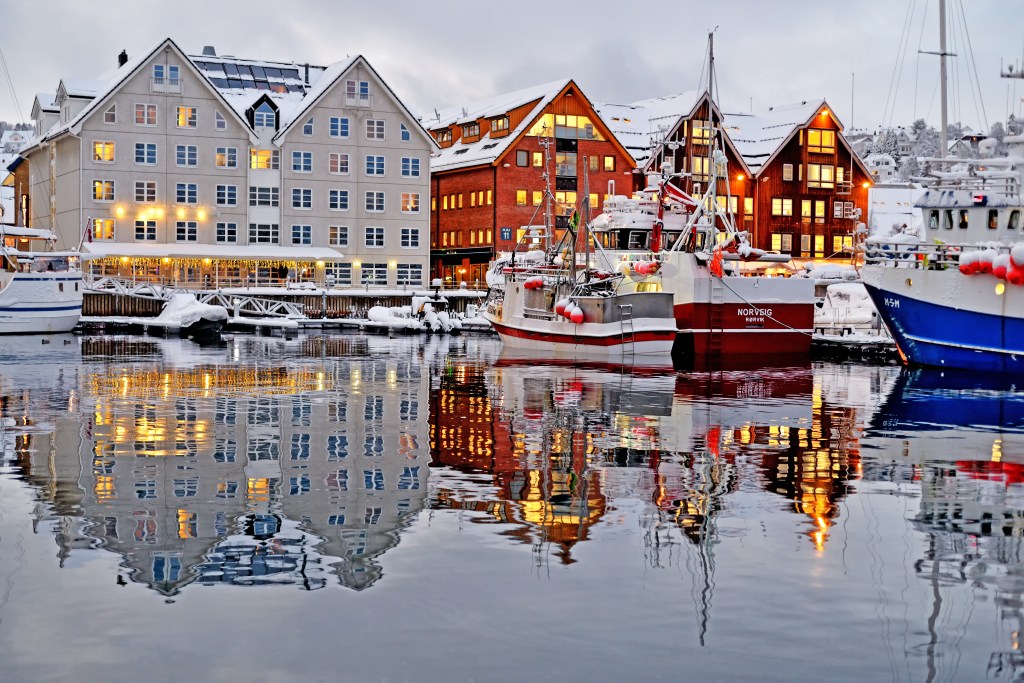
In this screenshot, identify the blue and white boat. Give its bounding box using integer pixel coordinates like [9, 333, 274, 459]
[861, 1, 1024, 373]
[0, 227, 83, 334]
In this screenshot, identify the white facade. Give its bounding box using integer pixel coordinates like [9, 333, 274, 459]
[865, 153, 896, 181]
[20, 38, 435, 289]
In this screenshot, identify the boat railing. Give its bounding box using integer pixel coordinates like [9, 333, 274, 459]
[864, 239, 1010, 270]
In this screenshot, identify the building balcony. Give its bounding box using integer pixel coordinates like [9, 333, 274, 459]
[836, 180, 853, 195]
[344, 94, 373, 108]
[150, 77, 181, 94]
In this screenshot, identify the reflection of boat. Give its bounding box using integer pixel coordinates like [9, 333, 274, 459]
[0, 228, 83, 334]
[484, 151, 676, 357]
[861, 7, 1024, 373]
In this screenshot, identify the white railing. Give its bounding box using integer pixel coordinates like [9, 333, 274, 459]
[85, 276, 304, 318]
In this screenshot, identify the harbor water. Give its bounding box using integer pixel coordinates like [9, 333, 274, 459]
[0, 332, 1022, 682]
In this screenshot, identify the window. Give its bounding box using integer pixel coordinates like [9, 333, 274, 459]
[532, 151, 543, 167]
[361, 263, 387, 285]
[135, 181, 156, 203]
[329, 189, 349, 210]
[400, 123, 411, 142]
[442, 196, 448, 210]
[248, 223, 279, 243]
[176, 106, 197, 128]
[365, 155, 385, 175]
[437, 129, 452, 144]
[216, 222, 237, 243]
[833, 235, 853, 253]
[325, 262, 351, 285]
[989, 209, 999, 230]
[814, 234, 825, 257]
[770, 233, 793, 252]
[365, 191, 385, 212]
[175, 183, 197, 204]
[943, 210, 953, 230]
[603, 156, 615, 172]
[250, 149, 279, 169]
[366, 119, 385, 140]
[800, 234, 812, 255]
[175, 144, 197, 167]
[292, 187, 312, 209]
[959, 210, 969, 229]
[329, 152, 349, 174]
[401, 193, 420, 213]
[249, 186, 279, 206]
[771, 197, 793, 216]
[400, 227, 419, 248]
[401, 157, 420, 177]
[253, 102, 276, 128]
[153, 64, 179, 85]
[291, 224, 312, 245]
[396, 264, 423, 285]
[346, 79, 370, 103]
[176, 221, 197, 241]
[92, 141, 114, 163]
[302, 117, 314, 135]
[216, 184, 237, 206]
[1010, 210, 1021, 230]
[815, 200, 826, 223]
[329, 226, 348, 247]
[365, 226, 384, 247]
[329, 116, 349, 138]
[532, 190, 542, 206]
[292, 150, 312, 172]
[92, 218, 114, 240]
[807, 164, 835, 189]
[807, 128, 836, 154]
[134, 142, 157, 165]
[103, 105, 116, 124]
[800, 200, 812, 223]
[463, 122, 480, 138]
[135, 220, 156, 240]
[135, 103, 157, 126]
[492, 116, 510, 133]
[516, 190, 527, 206]
[691, 156, 709, 179]
[516, 150, 529, 167]
[215, 110, 226, 130]
[215, 146, 237, 168]
[93, 180, 114, 202]
[744, 197, 754, 217]
[928, 210, 939, 229]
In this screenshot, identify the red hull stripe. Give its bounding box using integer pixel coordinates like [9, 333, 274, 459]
[490, 321, 677, 347]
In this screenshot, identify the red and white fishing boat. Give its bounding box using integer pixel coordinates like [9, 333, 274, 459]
[590, 37, 814, 359]
[483, 155, 677, 358]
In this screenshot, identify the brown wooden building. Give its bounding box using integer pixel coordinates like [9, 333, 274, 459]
[598, 95, 873, 262]
[425, 80, 635, 285]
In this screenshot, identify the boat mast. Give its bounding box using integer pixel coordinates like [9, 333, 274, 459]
[939, 0, 948, 159]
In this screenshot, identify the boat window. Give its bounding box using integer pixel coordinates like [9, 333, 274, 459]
[627, 231, 647, 250]
[928, 210, 939, 230]
[958, 210, 969, 229]
[665, 232, 680, 249]
[3, 256, 14, 272]
[58, 283, 64, 293]
[1009, 210, 1020, 230]
[988, 209, 999, 229]
[943, 210, 953, 230]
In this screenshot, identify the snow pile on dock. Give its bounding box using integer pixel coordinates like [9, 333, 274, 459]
[158, 293, 228, 327]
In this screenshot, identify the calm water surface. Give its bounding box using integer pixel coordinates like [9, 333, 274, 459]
[0, 332, 1022, 682]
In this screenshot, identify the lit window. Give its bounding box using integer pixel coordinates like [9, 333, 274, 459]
[249, 149, 279, 169]
[603, 156, 615, 172]
[135, 103, 157, 126]
[771, 197, 793, 216]
[807, 128, 836, 154]
[401, 193, 420, 213]
[492, 116, 509, 134]
[463, 122, 480, 138]
[92, 141, 114, 163]
[807, 164, 835, 189]
[92, 218, 115, 240]
[782, 164, 794, 182]
[516, 190, 527, 206]
[215, 146, 237, 168]
[176, 106, 197, 128]
[532, 190, 542, 206]
[92, 180, 114, 202]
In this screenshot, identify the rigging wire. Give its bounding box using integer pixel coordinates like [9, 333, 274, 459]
[0, 44, 23, 124]
[955, 0, 989, 132]
[913, 0, 930, 122]
[883, 0, 916, 128]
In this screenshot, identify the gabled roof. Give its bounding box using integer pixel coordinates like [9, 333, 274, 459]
[426, 79, 568, 173]
[724, 100, 827, 173]
[426, 79, 632, 173]
[272, 55, 437, 150]
[594, 90, 701, 166]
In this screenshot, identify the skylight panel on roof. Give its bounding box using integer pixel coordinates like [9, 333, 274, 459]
[251, 65, 267, 80]
[454, 149, 468, 154]
[482, 143, 498, 149]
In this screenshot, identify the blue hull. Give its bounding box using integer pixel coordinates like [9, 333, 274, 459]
[863, 282, 1024, 374]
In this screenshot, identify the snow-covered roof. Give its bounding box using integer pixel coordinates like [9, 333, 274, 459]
[34, 93, 57, 112]
[724, 100, 825, 173]
[594, 90, 701, 165]
[425, 79, 569, 173]
[59, 78, 106, 98]
[81, 242, 344, 261]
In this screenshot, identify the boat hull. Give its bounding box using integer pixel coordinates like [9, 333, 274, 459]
[488, 317, 677, 356]
[0, 272, 83, 334]
[862, 263, 1024, 373]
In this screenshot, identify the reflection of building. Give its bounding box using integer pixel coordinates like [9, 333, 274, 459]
[7, 336, 431, 595]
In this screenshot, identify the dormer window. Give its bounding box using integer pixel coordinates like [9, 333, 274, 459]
[462, 122, 480, 139]
[346, 80, 370, 105]
[254, 101, 276, 128]
[491, 116, 509, 134]
[437, 129, 452, 144]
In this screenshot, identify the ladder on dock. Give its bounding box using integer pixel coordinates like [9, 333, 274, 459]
[708, 277, 725, 355]
[619, 303, 634, 356]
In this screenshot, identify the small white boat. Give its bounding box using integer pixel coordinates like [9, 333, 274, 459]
[0, 228, 83, 334]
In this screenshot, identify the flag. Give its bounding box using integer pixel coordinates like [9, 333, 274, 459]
[568, 209, 579, 231]
[85, 218, 93, 243]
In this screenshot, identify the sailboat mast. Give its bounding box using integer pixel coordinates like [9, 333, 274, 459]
[939, 0, 949, 158]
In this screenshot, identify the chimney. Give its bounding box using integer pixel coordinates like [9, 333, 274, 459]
[118, 50, 128, 67]
[304, 63, 310, 86]
[202, 45, 217, 57]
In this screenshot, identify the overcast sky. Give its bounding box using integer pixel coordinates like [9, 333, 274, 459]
[2, 0, 1022, 134]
